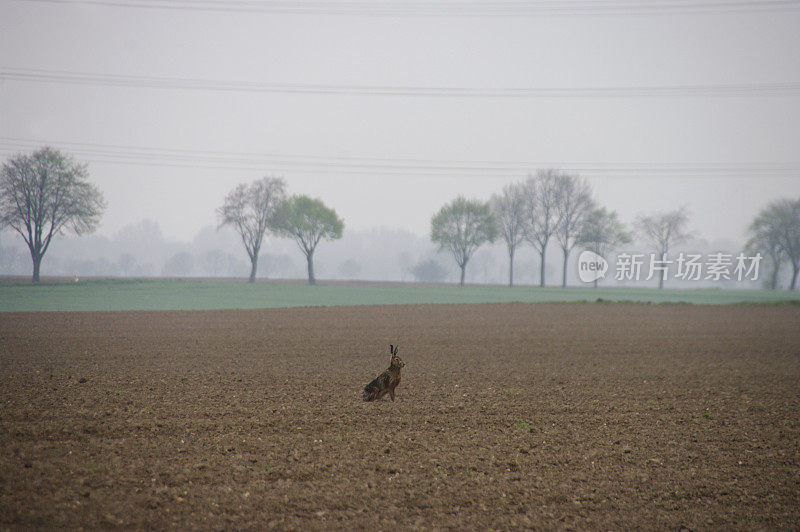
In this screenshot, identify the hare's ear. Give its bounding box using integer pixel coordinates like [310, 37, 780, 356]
[393, 345, 399, 355]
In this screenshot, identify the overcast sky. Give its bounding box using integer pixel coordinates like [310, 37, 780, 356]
[2, 0, 799, 246]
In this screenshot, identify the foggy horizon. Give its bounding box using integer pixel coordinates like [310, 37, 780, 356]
[2, 0, 800, 273]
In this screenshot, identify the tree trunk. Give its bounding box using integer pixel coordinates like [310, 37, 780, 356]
[459, 264, 466, 287]
[790, 264, 799, 291]
[593, 278, 598, 289]
[248, 256, 258, 283]
[307, 253, 315, 285]
[539, 248, 546, 287]
[561, 247, 569, 288]
[658, 252, 666, 289]
[769, 259, 780, 290]
[508, 248, 515, 287]
[31, 251, 41, 283]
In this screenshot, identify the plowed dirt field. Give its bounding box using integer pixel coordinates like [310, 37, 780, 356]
[1, 303, 799, 529]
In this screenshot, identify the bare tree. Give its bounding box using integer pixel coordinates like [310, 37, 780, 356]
[747, 203, 787, 289]
[554, 174, 595, 288]
[491, 183, 526, 287]
[273, 195, 344, 285]
[577, 207, 631, 288]
[218, 177, 285, 283]
[523, 170, 561, 287]
[0, 147, 105, 283]
[774, 199, 800, 290]
[635, 207, 691, 289]
[749, 198, 800, 290]
[431, 196, 496, 286]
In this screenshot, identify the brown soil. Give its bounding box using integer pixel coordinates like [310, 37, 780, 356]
[1, 303, 799, 530]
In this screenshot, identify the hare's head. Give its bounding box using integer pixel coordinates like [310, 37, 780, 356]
[389, 344, 405, 368]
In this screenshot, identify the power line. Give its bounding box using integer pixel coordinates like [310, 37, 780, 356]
[1, 137, 798, 177]
[3, 68, 799, 97]
[16, 0, 800, 16]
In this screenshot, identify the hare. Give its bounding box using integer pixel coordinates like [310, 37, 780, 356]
[362, 345, 405, 402]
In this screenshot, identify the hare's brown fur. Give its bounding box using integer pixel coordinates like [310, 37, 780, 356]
[363, 345, 404, 402]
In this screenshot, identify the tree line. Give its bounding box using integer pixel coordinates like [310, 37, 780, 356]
[431, 170, 629, 288]
[431, 170, 800, 290]
[0, 148, 344, 284]
[746, 198, 800, 290]
[1, 147, 799, 289]
[217, 177, 343, 284]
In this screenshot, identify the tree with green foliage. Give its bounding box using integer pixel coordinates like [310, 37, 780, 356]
[431, 196, 496, 286]
[0, 147, 105, 283]
[273, 195, 344, 285]
[218, 177, 285, 283]
[577, 207, 631, 288]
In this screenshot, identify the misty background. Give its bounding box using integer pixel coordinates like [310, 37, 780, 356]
[1, 1, 799, 287]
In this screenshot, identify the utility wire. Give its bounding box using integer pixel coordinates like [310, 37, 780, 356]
[1, 137, 797, 177]
[16, 0, 800, 16]
[3, 68, 799, 97]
